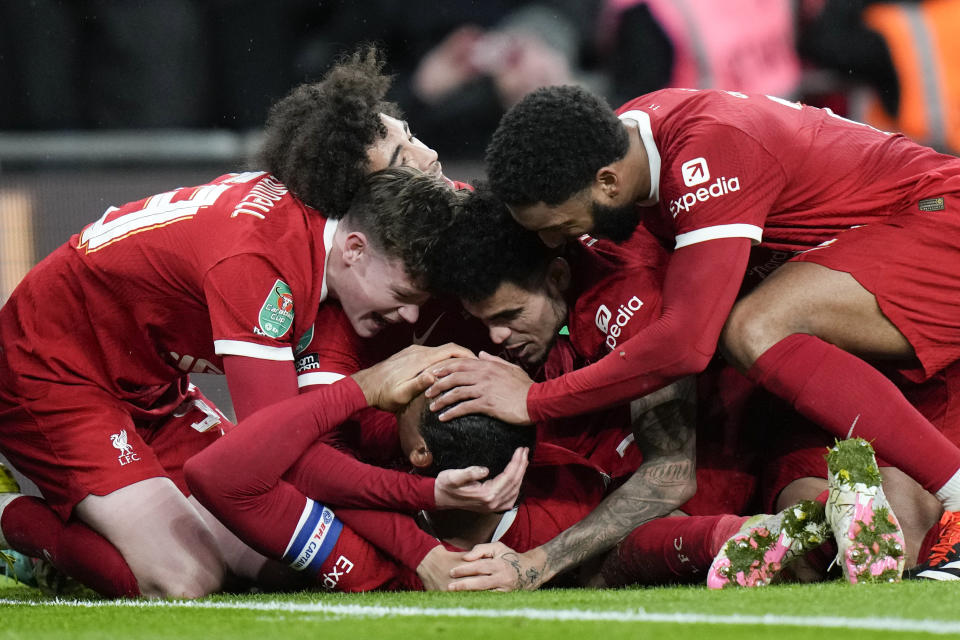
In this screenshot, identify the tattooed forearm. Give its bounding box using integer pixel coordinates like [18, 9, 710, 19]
[631, 377, 697, 456]
[538, 454, 695, 580]
[535, 381, 698, 583]
[635, 457, 695, 485]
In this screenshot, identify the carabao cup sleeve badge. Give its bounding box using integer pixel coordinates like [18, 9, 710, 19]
[258, 279, 295, 339]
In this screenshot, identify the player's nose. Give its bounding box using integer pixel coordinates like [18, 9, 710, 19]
[397, 304, 420, 324]
[490, 326, 511, 344]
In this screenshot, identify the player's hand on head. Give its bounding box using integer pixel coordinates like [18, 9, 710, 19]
[352, 343, 475, 411]
[425, 351, 534, 424]
[434, 446, 529, 512]
[448, 543, 546, 591]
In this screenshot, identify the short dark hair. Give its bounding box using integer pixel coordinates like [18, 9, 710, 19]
[343, 166, 458, 288]
[418, 404, 535, 478]
[256, 45, 401, 219]
[485, 85, 629, 207]
[425, 186, 557, 302]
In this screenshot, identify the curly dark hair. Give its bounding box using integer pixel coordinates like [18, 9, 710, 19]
[425, 185, 557, 302]
[343, 166, 459, 288]
[485, 85, 629, 207]
[418, 402, 535, 478]
[255, 45, 402, 218]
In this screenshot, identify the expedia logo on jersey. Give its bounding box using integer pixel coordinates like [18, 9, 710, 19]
[670, 157, 740, 217]
[295, 352, 320, 374]
[321, 555, 355, 590]
[595, 296, 644, 350]
[258, 279, 294, 339]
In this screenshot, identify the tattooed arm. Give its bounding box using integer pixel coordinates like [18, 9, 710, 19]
[448, 377, 698, 591]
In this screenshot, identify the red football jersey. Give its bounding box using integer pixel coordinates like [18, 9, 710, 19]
[557, 228, 761, 511]
[566, 228, 668, 363]
[618, 89, 960, 252]
[494, 444, 608, 553]
[0, 171, 333, 415]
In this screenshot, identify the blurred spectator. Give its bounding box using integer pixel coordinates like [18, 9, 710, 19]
[294, 1, 605, 159]
[597, 0, 803, 106]
[801, 0, 960, 154]
[0, 0, 607, 156]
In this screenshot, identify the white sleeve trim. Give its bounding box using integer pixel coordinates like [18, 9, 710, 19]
[674, 223, 762, 249]
[297, 371, 346, 387]
[214, 339, 294, 361]
[490, 506, 520, 543]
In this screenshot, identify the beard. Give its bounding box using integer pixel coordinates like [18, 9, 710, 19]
[590, 200, 641, 242]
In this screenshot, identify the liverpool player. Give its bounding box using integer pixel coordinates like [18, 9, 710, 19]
[428, 86, 960, 584]
[0, 45, 522, 599]
[187, 342, 614, 592]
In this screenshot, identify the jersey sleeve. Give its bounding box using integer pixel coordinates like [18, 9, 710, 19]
[284, 440, 436, 511]
[335, 508, 440, 571]
[294, 302, 364, 388]
[660, 123, 786, 248]
[204, 254, 300, 362]
[528, 237, 752, 421]
[183, 378, 369, 560]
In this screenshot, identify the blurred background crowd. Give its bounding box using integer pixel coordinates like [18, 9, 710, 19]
[2, 0, 960, 159]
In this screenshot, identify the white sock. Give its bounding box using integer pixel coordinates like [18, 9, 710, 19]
[936, 468, 960, 511]
[0, 492, 23, 548]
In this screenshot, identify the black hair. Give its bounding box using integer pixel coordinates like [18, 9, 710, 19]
[256, 45, 402, 218]
[418, 404, 535, 478]
[425, 185, 557, 302]
[343, 165, 458, 287]
[485, 85, 629, 207]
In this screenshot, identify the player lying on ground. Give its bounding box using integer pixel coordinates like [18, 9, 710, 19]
[427, 85, 960, 583]
[185, 344, 530, 590]
[423, 188, 952, 589]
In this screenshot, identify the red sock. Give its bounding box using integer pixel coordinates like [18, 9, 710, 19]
[1, 496, 140, 598]
[601, 515, 746, 586]
[748, 334, 960, 495]
[916, 516, 943, 565]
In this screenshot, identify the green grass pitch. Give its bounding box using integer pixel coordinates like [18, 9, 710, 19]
[3, 577, 960, 639]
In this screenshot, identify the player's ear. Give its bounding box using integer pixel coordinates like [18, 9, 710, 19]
[342, 231, 369, 265]
[595, 165, 621, 200]
[409, 444, 433, 469]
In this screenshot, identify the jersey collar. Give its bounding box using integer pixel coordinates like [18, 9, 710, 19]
[618, 109, 660, 205]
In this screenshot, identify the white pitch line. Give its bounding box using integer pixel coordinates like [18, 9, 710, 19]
[1, 598, 959, 635]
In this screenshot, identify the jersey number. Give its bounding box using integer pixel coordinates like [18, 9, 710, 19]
[79, 183, 231, 252]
